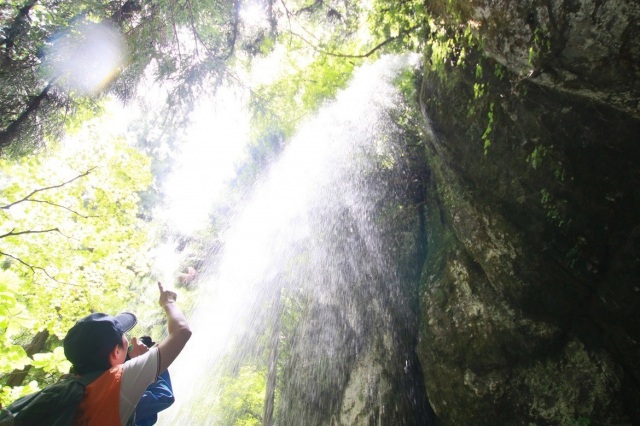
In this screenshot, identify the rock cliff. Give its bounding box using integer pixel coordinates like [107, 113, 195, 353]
[418, 1, 640, 424]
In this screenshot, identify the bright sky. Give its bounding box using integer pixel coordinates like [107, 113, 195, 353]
[159, 87, 249, 235]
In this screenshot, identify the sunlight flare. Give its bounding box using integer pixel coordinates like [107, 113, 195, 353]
[42, 21, 125, 95]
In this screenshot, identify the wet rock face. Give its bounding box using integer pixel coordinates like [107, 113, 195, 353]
[417, 1, 640, 424]
[464, 0, 640, 118]
[276, 124, 434, 426]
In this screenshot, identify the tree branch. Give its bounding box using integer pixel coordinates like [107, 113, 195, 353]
[185, 0, 200, 57]
[110, 0, 144, 26]
[289, 25, 420, 58]
[223, 0, 240, 61]
[1, 0, 38, 56]
[0, 228, 61, 239]
[1, 168, 95, 210]
[18, 199, 99, 219]
[169, 2, 182, 62]
[0, 251, 78, 286]
[267, 0, 278, 34]
[279, 0, 294, 46]
[293, 0, 324, 16]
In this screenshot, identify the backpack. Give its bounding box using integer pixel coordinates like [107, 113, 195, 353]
[0, 371, 102, 426]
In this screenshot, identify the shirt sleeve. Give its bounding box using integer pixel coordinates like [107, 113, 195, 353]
[134, 370, 175, 421]
[119, 347, 160, 425]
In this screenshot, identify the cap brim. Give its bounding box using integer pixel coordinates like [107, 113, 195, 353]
[115, 312, 137, 332]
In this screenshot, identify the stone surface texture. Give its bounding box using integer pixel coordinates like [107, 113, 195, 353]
[417, 0, 640, 424]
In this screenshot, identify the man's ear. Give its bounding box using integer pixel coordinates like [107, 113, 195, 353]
[109, 344, 124, 367]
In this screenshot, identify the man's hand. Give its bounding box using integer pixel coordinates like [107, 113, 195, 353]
[158, 281, 177, 308]
[129, 336, 149, 358]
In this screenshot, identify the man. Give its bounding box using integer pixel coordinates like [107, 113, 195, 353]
[63, 282, 191, 425]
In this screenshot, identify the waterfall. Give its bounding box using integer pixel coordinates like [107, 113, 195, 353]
[159, 54, 431, 425]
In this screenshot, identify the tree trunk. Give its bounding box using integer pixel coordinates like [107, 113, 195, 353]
[5, 329, 49, 387]
[1, 0, 38, 56]
[0, 82, 52, 150]
[262, 290, 282, 426]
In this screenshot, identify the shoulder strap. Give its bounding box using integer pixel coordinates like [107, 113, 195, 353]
[74, 370, 104, 387]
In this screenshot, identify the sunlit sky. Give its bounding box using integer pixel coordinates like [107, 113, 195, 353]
[158, 87, 250, 235]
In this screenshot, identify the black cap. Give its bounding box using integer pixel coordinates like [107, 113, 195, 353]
[64, 312, 137, 374]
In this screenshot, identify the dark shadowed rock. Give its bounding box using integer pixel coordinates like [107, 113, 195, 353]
[417, 0, 640, 424]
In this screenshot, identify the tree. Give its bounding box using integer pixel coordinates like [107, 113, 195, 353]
[0, 112, 153, 404]
[214, 366, 266, 426]
[0, 0, 238, 156]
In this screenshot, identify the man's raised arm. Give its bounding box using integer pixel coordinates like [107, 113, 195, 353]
[156, 281, 192, 373]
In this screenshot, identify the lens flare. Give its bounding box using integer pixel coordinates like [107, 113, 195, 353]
[42, 20, 125, 95]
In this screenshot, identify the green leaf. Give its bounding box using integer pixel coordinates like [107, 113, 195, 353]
[0, 344, 31, 374]
[32, 346, 72, 374]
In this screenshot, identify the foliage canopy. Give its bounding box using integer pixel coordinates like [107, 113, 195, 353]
[0, 115, 152, 404]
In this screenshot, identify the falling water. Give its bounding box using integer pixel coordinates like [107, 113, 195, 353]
[160, 54, 432, 425]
